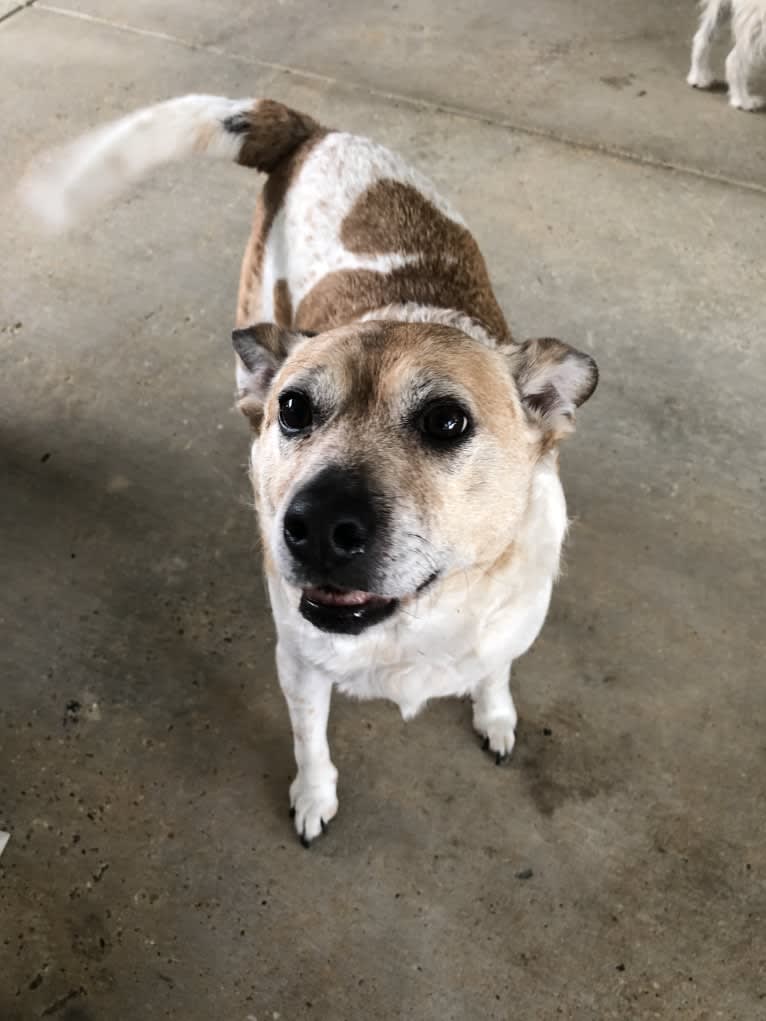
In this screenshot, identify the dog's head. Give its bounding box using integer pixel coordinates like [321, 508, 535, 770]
[234, 321, 597, 635]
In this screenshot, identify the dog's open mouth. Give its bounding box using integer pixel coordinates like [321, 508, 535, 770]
[299, 585, 399, 634]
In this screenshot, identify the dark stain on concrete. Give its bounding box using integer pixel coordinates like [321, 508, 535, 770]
[517, 700, 631, 815]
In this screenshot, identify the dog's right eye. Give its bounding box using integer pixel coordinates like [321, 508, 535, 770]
[418, 400, 472, 447]
[278, 390, 313, 434]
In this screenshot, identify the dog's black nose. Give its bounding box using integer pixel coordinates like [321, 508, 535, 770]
[283, 467, 377, 572]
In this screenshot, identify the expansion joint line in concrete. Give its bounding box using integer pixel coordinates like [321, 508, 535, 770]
[28, 2, 766, 198]
[0, 1, 37, 25]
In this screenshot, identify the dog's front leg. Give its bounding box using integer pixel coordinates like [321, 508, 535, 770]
[277, 642, 338, 846]
[472, 665, 517, 765]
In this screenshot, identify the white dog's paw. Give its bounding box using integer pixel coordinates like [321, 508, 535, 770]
[475, 715, 517, 765]
[730, 93, 765, 111]
[289, 768, 338, 847]
[687, 68, 715, 89]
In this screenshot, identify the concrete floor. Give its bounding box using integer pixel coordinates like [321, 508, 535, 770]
[1, 1, 764, 1018]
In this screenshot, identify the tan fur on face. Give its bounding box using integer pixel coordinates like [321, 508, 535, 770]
[255, 322, 540, 595]
[293, 180, 511, 341]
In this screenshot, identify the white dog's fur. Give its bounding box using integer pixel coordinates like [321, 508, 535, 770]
[19, 95, 597, 845]
[688, 0, 766, 109]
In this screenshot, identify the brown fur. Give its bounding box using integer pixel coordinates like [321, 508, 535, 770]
[235, 100, 320, 174]
[273, 279, 293, 328]
[292, 180, 511, 340]
[235, 128, 328, 328]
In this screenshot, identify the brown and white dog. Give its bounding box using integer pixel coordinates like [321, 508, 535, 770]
[20, 95, 598, 845]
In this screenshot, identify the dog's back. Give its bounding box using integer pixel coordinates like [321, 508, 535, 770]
[20, 94, 509, 343]
[238, 128, 510, 341]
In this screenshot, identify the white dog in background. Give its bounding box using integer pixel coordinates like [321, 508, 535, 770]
[688, 0, 766, 109]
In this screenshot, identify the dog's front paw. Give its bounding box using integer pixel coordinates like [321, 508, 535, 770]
[687, 68, 715, 89]
[475, 715, 517, 765]
[289, 766, 338, 847]
[730, 93, 765, 111]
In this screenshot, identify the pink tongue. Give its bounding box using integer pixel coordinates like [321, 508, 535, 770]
[304, 586, 385, 608]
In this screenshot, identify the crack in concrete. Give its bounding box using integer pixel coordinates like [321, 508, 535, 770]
[32, 2, 766, 197]
[0, 0, 37, 25]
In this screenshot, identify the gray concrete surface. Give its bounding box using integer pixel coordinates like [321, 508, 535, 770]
[0, 2, 763, 1019]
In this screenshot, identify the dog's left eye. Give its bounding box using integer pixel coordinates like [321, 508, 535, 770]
[278, 390, 313, 434]
[419, 401, 471, 443]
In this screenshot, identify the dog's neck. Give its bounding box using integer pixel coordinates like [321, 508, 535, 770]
[359, 303, 499, 348]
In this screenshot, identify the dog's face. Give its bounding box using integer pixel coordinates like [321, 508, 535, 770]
[234, 321, 597, 635]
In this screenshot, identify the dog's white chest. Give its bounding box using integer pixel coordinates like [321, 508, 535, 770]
[270, 463, 567, 719]
[342, 580, 551, 717]
[272, 563, 554, 720]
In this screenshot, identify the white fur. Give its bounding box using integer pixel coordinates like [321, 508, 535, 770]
[360, 303, 497, 347]
[19, 95, 254, 231]
[269, 453, 567, 842]
[688, 0, 766, 109]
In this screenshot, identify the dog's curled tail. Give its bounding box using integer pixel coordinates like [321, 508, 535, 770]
[18, 94, 319, 233]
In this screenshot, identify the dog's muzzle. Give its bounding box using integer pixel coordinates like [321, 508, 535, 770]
[282, 465, 397, 634]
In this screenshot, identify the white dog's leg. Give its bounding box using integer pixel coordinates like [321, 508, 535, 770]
[726, 40, 765, 109]
[688, 0, 727, 88]
[472, 666, 517, 765]
[277, 643, 339, 845]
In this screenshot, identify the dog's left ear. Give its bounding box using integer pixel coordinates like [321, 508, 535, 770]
[232, 323, 315, 425]
[506, 337, 598, 440]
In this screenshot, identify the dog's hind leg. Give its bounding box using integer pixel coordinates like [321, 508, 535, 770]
[688, 0, 729, 88]
[726, 23, 766, 109]
[472, 666, 517, 766]
[277, 643, 339, 846]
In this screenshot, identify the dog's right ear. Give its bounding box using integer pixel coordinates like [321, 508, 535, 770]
[232, 323, 314, 425]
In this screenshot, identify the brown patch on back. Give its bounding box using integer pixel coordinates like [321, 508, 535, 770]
[339, 179, 455, 256]
[296, 263, 509, 340]
[273, 279, 293, 328]
[294, 179, 510, 341]
[236, 129, 329, 328]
